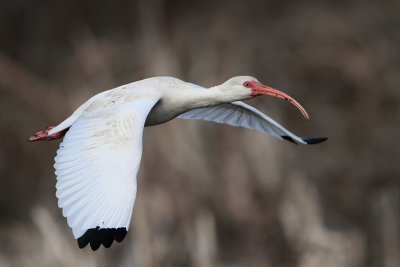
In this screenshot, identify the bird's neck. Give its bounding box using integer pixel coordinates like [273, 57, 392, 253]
[178, 86, 239, 110]
[146, 83, 245, 126]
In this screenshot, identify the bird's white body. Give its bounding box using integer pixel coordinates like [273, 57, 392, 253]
[51, 77, 251, 132]
[38, 76, 325, 250]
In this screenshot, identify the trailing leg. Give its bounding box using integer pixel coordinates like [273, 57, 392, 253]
[28, 126, 67, 142]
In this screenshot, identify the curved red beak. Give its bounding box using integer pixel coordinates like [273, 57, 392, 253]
[251, 82, 310, 120]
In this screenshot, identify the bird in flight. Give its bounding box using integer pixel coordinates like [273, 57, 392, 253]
[29, 76, 326, 250]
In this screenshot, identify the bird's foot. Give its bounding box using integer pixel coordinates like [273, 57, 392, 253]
[28, 126, 65, 142]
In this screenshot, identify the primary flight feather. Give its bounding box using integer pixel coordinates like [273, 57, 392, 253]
[29, 76, 326, 250]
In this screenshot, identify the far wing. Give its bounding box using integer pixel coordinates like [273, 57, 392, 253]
[54, 98, 158, 250]
[178, 101, 325, 145]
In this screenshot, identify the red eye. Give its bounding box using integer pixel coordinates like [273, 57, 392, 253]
[243, 82, 250, 87]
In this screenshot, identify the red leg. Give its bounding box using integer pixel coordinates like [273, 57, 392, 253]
[28, 126, 67, 142]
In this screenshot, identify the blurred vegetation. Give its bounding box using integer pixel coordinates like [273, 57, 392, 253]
[0, 0, 399, 266]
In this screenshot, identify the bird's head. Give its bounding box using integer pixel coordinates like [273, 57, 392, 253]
[221, 76, 310, 120]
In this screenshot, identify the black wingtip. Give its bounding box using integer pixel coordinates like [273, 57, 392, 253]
[115, 228, 128, 242]
[78, 227, 98, 248]
[302, 137, 328, 145]
[77, 227, 127, 250]
[281, 135, 299, 145]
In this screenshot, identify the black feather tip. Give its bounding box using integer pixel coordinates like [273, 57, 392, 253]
[281, 135, 298, 145]
[302, 137, 328, 144]
[281, 135, 328, 145]
[77, 227, 127, 250]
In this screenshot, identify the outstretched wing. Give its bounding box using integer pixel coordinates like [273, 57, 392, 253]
[54, 98, 158, 250]
[178, 101, 326, 145]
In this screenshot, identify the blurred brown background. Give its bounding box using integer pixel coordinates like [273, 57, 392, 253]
[0, 0, 399, 266]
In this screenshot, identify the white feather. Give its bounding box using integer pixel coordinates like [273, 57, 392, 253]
[54, 97, 159, 239]
[178, 101, 306, 144]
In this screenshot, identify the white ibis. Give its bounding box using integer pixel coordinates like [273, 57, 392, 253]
[29, 76, 326, 250]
